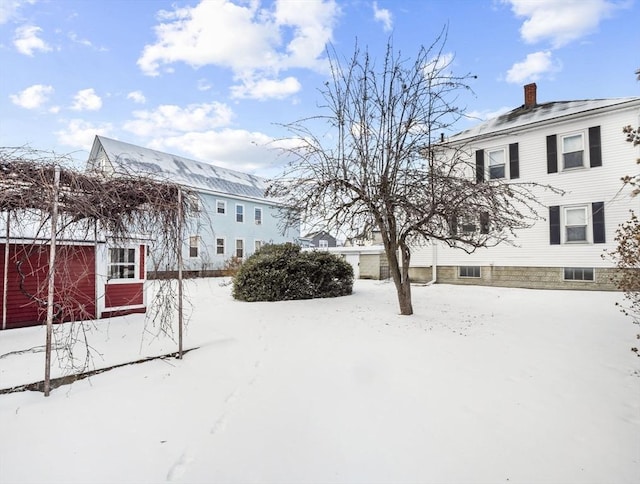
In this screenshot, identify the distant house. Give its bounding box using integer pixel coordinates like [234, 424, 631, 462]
[303, 230, 337, 248]
[86, 136, 299, 275]
[408, 84, 640, 290]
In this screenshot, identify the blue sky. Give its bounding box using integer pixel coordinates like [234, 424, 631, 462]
[1, 0, 638, 177]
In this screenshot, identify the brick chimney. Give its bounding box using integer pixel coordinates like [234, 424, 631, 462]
[524, 83, 537, 107]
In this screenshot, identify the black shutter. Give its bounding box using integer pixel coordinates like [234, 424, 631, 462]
[475, 150, 485, 183]
[480, 212, 490, 234]
[509, 143, 519, 179]
[546, 135, 557, 173]
[589, 126, 602, 167]
[592, 201, 605, 243]
[549, 206, 560, 245]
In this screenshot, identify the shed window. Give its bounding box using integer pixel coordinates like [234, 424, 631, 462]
[109, 248, 136, 279]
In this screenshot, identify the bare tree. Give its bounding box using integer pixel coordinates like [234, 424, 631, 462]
[268, 33, 545, 315]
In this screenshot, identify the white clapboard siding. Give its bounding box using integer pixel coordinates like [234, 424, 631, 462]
[410, 97, 640, 270]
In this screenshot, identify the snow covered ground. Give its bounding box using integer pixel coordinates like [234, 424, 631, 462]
[0, 278, 639, 484]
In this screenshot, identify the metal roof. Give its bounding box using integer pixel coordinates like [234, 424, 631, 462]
[91, 135, 269, 201]
[449, 97, 640, 143]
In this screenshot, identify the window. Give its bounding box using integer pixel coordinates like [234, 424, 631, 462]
[488, 148, 505, 179]
[562, 133, 584, 169]
[216, 238, 225, 255]
[550, 202, 605, 245]
[216, 200, 226, 215]
[189, 236, 199, 257]
[236, 204, 244, 223]
[319, 239, 329, 248]
[564, 267, 594, 281]
[235, 239, 244, 258]
[255, 207, 262, 225]
[565, 206, 588, 242]
[459, 266, 480, 278]
[255, 240, 264, 252]
[108, 248, 136, 279]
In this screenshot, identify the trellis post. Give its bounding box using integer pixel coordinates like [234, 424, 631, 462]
[177, 187, 184, 359]
[44, 166, 60, 397]
[2, 212, 9, 330]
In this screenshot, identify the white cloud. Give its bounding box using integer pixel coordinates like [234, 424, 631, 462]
[230, 76, 301, 100]
[197, 79, 212, 91]
[14, 24, 52, 56]
[55, 119, 113, 149]
[127, 90, 146, 104]
[502, 0, 621, 48]
[137, 0, 340, 99]
[9, 84, 53, 109]
[71, 88, 102, 111]
[373, 2, 393, 32]
[505, 50, 562, 84]
[149, 128, 291, 175]
[0, 0, 35, 25]
[123, 102, 234, 137]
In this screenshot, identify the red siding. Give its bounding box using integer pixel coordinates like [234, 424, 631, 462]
[0, 244, 96, 330]
[139, 244, 145, 280]
[104, 282, 143, 308]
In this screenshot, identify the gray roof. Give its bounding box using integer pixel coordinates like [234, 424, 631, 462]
[90, 135, 269, 201]
[449, 97, 640, 143]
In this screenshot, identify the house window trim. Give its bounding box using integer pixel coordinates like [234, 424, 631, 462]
[560, 130, 586, 171]
[254, 207, 262, 225]
[189, 235, 200, 258]
[108, 246, 139, 281]
[235, 238, 245, 259]
[487, 147, 507, 180]
[459, 266, 481, 278]
[235, 204, 244, 223]
[216, 237, 225, 256]
[563, 205, 590, 244]
[216, 200, 227, 215]
[563, 267, 595, 282]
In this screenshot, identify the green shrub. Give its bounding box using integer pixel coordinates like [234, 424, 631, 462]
[232, 243, 353, 301]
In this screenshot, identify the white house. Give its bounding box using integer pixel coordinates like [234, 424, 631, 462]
[409, 84, 640, 290]
[86, 136, 299, 275]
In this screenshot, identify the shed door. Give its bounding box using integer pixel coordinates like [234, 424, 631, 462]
[345, 254, 360, 280]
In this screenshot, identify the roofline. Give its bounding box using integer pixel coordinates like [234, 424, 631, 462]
[447, 97, 640, 144]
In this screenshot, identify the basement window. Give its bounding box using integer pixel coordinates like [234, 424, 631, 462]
[459, 266, 480, 278]
[563, 267, 594, 281]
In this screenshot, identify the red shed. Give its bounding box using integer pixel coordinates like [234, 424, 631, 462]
[1, 239, 147, 330]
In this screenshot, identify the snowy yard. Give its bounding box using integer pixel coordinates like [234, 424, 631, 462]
[0, 278, 639, 484]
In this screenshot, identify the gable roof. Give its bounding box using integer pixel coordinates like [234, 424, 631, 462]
[88, 135, 269, 201]
[449, 97, 640, 143]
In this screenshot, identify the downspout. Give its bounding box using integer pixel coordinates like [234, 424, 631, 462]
[425, 242, 438, 286]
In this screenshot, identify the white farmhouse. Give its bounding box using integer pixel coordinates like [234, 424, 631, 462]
[409, 84, 640, 290]
[87, 136, 299, 275]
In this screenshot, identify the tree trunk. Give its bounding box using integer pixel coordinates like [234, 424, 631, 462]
[384, 240, 413, 316]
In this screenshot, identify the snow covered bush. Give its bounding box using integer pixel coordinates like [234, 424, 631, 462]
[232, 243, 353, 302]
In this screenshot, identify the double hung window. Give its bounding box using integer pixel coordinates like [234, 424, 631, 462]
[236, 204, 244, 223]
[216, 238, 225, 255]
[562, 133, 584, 169]
[564, 206, 588, 242]
[488, 148, 506, 179]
